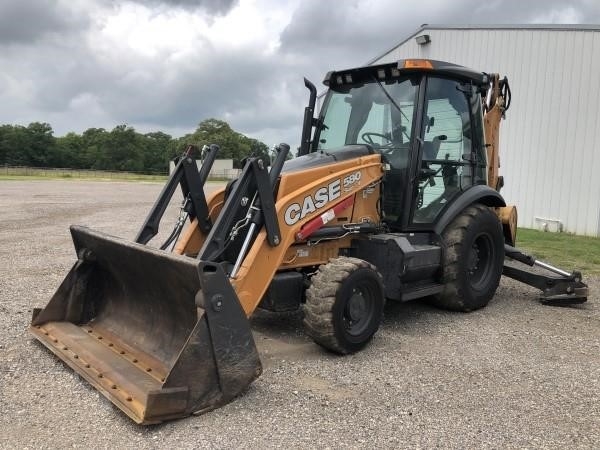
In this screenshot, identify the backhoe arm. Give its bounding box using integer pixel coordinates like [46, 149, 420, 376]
[482, 77, 587, 304]
[483, 74, 511, 192]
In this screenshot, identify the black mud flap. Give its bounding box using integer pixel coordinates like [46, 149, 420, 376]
[30, 225, 261, 424]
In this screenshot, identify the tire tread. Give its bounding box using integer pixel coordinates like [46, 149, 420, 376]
[303, 257, 383, 354]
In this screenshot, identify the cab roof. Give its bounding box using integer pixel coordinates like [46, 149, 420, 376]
[323, 59, 488, 89]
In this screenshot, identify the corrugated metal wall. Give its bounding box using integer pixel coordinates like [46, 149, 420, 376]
[371, 27, 600, 236]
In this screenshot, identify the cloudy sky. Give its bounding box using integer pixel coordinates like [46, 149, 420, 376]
[1, 0, 599, 147]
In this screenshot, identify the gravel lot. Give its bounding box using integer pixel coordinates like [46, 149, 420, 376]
[1, 180, 599, 449]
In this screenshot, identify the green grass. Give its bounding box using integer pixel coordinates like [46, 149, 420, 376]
[516, 228, 600, 275]
[0, 173, 230, 183]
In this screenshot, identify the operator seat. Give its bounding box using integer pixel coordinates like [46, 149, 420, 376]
[422, 137, 442, 161]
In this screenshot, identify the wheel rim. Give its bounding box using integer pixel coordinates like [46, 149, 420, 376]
[467, 232, 495, 290]
[343, 285, 375, 337]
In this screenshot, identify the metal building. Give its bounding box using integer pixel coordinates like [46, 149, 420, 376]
[367, 24, 600, 236]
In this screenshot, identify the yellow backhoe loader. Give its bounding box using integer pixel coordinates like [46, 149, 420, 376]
[30, 59, 588, 424]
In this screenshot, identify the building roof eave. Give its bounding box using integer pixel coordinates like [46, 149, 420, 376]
[366, 23, 600, 66]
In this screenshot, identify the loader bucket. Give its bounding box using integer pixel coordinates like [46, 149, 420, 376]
[29, 225, 262, 424]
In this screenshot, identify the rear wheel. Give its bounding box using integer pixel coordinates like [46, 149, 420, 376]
[431, 204, 504, 312]
[303, 257, 384, 354]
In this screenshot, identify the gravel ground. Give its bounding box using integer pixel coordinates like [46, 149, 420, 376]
[1, 180, 598, 449]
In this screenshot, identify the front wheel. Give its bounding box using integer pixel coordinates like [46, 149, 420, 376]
[431, 204, 505, 312]
[303, 257, 384, 354]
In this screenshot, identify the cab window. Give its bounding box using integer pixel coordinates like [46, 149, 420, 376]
[317, 78, 418, 158]
[413, 77, 475, 223]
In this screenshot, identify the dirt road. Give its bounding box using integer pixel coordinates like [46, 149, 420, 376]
[1, 180, 598, 448]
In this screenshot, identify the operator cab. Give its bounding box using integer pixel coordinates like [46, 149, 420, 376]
[307, 59, 489, 231]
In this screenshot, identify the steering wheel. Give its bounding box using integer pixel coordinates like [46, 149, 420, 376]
[361, 132, 393, 149]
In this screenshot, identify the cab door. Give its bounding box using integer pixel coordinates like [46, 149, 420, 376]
[409, 76, 487, 227]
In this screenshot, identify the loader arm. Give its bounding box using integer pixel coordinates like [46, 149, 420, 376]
[170, 145, 384, 316]
[183, 147, 384, 315]
[136, 144, 219, 246]
[174, 189, 225, 255]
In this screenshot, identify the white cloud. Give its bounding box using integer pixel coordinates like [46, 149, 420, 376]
[531, 7, 582, 23]
[96, 3, 209, 59]
[0, 0, 599, 148]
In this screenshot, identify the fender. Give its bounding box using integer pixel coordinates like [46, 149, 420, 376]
[433, 185, 506, 235]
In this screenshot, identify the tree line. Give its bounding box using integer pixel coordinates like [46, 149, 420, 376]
[0, 118, 271, 174]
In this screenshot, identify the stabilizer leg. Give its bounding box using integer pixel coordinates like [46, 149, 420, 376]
[503, 245, 588, 306]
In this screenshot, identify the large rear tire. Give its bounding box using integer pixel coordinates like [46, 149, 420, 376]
[431, 204, 504, 312]
[303, 257, 384, 354]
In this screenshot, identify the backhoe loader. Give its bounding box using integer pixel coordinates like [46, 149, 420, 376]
[30, 59, 588, 424]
